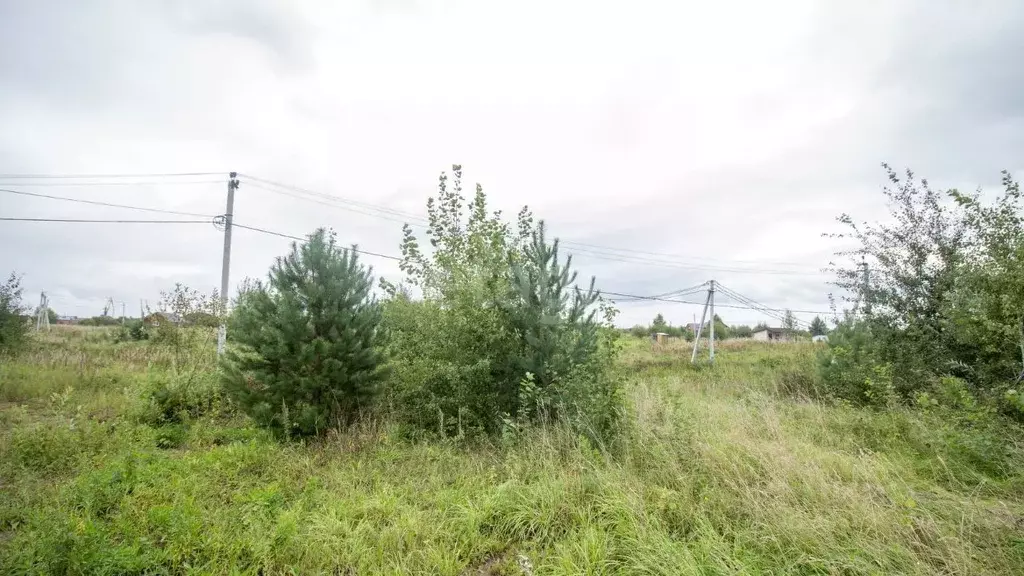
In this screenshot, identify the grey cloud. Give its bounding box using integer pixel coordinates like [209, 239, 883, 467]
[163, 0, 311, 69]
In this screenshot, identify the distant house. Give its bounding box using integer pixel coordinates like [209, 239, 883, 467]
[56, 315, 79, 325]
[751, 327, 793, 342]
[686, 322, 702, 333]
[143, 312, 182, 327]
[812, 334, 829, 343]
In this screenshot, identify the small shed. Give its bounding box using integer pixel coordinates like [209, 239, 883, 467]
[812, 334, 829, 343]
[752, 327, 792, 342]
[652, 332, 669, 345]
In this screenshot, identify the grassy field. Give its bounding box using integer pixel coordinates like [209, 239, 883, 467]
[2, 328, 1023, 575]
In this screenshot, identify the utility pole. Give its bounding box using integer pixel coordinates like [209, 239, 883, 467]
[217, 172, 240, 355]
[121, 301, 126, 324]
[691, 284, 711, 363]
[35, 291, 50, 331]
[709, 280, 716, 362]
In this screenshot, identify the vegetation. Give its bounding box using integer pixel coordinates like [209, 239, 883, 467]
[2, 331, 1023, 574]
[809, 315, 827, 337]
[3, 164, 1024, 573]
[222, 228, 385, 436]
[629, 313, 747, 341]
[0, 272, 29, 355]
[823, 165, 1024, 418]
[381, 166, 619, 440]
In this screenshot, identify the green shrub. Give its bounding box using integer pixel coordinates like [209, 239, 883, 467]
[114, 319, 149, 342]
[134, 371, 224, 426]
[382, 166, 621, 439]
[0, 272, 29, 356]
[222, 228, 386, 437]
[826, 166, 1024, 410]
[817, 319, 897, 406]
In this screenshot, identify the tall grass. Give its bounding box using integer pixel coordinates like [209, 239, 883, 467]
[1, 331, 1022, 574]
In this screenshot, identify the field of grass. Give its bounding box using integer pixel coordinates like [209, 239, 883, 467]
[2, 328, 1023, 574]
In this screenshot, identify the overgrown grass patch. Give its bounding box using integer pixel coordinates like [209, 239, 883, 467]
[1, 329, 1023, 574]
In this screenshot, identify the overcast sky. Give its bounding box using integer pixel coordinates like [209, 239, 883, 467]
[2, 0, 1022, 327]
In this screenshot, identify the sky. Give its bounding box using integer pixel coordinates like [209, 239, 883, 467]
[2, 0, 1022, 328]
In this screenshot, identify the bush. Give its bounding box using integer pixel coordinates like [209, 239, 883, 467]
[134, 371, 224, 427]
[381, 166, 621, 440]
[825, 165, 1024, 409]
[817, 319, 897, 406]
[0, 272, 29, 356]
[114, 319, 149, 342]
[222, 228, 386, 437]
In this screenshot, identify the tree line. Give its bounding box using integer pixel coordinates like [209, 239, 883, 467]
[629, 312, 829, 340]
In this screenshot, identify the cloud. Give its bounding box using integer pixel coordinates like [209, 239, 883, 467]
[1, 0, 1022, 328]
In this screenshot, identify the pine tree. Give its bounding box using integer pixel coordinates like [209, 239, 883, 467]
[782, 309, 797, 331]
[507, 221, 600, 414]
[221, 228, 385, 436]
[809, 316, 828, 336]
[651, 313, 667, 332]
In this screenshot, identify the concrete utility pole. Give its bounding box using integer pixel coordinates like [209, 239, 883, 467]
[35, 291, 50, 331]
[121, 301, 126, 324]
[709, 280, 716, 362]
[691, 285, 711, 363]
[217, 172, 240, 355]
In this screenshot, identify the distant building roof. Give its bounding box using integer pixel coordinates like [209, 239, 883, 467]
[753, 327, 787, 334]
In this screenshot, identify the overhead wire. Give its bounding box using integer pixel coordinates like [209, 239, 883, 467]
[0, 217, 211, 224]
[4, 171, 836, 318]
[237, 173, 429, 224]
[715, 283, 822, 325]
[0, 187, 218, 218]
[0, 180, 222, 187]
[237, 173, 827, 277]
[231, 222, 402, 261]
[560, 239, 816, 268]
[0, 172, 223, 179]
[241, 180, 422, 226]
[568, 245, 824, 276]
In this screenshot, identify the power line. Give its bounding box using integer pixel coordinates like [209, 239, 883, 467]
[601, 287, 829, 319]
[0, 172, 223, 179]
[610, 282, 709, 301]
[239, 173, 828, 276]
[231, 222, 403, 261]
[242, 180, 422, 226]
[568, 245, 825, 276]
[0, 180, 222, 187]
[237, 173, 429, 224]
[0, 188, 217, 218]
[0, 217, 211, 224]
[560, 239, 814, 268]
